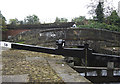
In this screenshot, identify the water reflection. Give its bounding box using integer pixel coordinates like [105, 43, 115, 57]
[114, 70, 120, 76]
[80, 70, 120, 84]
[80, 70, 120, 76]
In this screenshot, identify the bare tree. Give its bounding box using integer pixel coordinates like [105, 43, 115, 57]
[87, 0, 115, 18]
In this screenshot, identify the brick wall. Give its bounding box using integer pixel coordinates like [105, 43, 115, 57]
[2, 29, 30, 40]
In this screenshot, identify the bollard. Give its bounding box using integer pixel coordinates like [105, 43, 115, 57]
[107, 62, 114, 77]
[56, 39, 65, 49]
[84, 43, 89, 66]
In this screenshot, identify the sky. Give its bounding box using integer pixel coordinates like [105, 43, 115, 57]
[0, 0, 120, 23]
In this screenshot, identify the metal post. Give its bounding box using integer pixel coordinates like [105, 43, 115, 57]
[56, 39, 65, 49]
[107, 62, 114, 77]
[96, 70, 102, 77]
[84, 43, 89, 76]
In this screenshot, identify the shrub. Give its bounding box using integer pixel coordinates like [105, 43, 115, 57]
[78, 22, 120, 32]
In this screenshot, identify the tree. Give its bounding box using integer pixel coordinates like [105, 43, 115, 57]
[107, 10, 120, 26]
[19, 20, 23, 25]
[54, 17, 68, 23]
[9, 18, 19, 25]
[72, 16, 86, 25]
[24, 14, 40, 24]
[95, 1, 104, 23]
[54, 17, 60, 23]
[60, 18, 68, 22]
[87, 0, 114, 18]
[0, 11, 6, 28]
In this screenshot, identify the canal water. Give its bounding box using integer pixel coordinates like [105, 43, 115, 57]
[80, 70, 120, 84]
[80, 70, 120, 76]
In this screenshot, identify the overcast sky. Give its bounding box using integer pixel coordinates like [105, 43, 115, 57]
[0, 0, 120, 23]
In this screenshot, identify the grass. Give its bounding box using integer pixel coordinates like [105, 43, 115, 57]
[16, 41, 25, 44]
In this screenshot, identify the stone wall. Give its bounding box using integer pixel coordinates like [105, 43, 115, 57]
[8, 28, 120, 55]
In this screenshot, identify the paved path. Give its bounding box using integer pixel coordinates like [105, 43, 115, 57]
[0, 47, 10, 70]
[47, 58, 92, 83]
[0, 47, 7, 84]
[0, 47, 29, 83]
[2, 74, 29, 82]
[1, 47, 10, 51]
[1, 47, 92, 83]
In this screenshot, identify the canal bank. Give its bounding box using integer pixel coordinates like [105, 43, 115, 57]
[2, 49, 92, 83]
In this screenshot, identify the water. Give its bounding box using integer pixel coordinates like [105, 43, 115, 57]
[114, 70, 120, 76]
[80, 70, 120, 84]
[80, 70, 120, 76]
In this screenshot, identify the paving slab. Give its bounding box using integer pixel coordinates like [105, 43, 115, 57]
[0, 64, 2, 70]
[2, 74, 29, 82]
[26, 56, 46, 61]
[1, 47, 29, 83]
[1, 47, 10, 52]
[47, 58, 92, 83]
[0, 75, 2, 84]
[0, 47, 3, 84]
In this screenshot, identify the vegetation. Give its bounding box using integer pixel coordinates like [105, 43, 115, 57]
[106, 10, 120, 26]
[78, 21, 120, 32]
[0, 12, 6, 29]
[77, 10, 120, 32]
[16, 41, 25, 44]
[72, 16, 86, 25]
[54, 17, 68, 23]
[24, 14, 40, 24]
[87, 0, 114, 17]
[9, 18, 19, 25]
[73, 0, 120, 32]
[95, 1, 104, 23]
